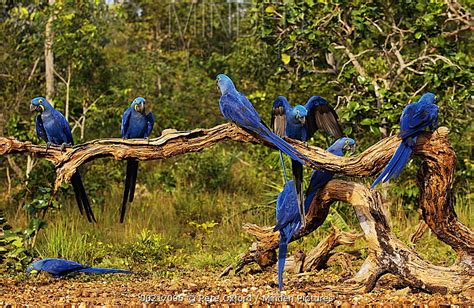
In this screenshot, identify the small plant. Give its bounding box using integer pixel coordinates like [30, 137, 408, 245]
[121, 229, 173, 266]
[188, 220, 219, 250]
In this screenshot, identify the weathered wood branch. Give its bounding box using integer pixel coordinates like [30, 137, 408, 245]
[284, 227, 361, 273]
[232, 180, 473, 294]
[0, 124, 472, 258]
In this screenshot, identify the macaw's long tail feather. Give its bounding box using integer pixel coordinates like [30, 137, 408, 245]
[277, 233, 288, 290]
[279, 151, 289, 184]
[72, 181, 85, 216]
[128, 160, 139, 203]
[277, 222, 302, 290]
[77, 267, 131, 274]
[260, 126, 309, 166]
[371, 138, 415, 188]
[291, 160, 305, 227]
[71, 172, 96, 223]
[120, 160, 138, 223]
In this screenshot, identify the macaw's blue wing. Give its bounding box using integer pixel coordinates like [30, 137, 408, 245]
[399, 104, 438, 139]
[219, 93, 308, 166]
[271, 96, 292, 138]
[35, 115, 48, 143]
[29, 258, 85, 277]
[305, 96, 343, 140]
[50, 109, 74, 145]
[145, 112, 155, 137]
[121, 108, 133, 138]
[274, 180, 301, 290]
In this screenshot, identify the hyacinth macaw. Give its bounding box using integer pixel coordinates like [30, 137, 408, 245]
[272, 95, 343, 227]
[274, 137, 355, 290]
[120, 97, 155, 223]
[27, 258, 131, 277]
[216, 74, 312, 168]
[371, 92, 439, 188]
[30, 97, 95, 222]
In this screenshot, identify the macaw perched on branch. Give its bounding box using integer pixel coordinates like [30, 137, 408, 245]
[27, 258, 131, 278]
[30, 97, 95, 222]
[120, 97, 155, 223]
[371, 92, 439, 188]
[272, 95, 343, 227]
[274, 137, 355, 290]
[216, 74, 312, 167]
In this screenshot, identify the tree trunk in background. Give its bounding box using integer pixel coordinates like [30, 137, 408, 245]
[45, 0, 55, 101]
[0, 113, 4, 137]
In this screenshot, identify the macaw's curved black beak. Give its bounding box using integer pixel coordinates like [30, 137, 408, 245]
[30, 104, 38, 112]
[298, 117, 306, 125]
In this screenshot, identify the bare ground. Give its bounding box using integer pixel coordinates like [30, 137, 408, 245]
[1, 269, 473, 306]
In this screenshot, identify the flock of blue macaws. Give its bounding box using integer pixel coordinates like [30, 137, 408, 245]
[216, 74, 438, 289]
[28, 74, 439, 285]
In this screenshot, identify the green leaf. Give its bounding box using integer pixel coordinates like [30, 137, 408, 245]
[415, 32, 423, 39]
[357, 75, 367, 84]
[281, 53, 291, 65]
[265, 5, 276, 13]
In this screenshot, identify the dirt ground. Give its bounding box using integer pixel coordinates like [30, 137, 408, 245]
[1, 269, 473, 306]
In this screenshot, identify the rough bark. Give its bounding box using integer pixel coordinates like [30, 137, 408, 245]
[410, 219, 429, 243]
[282, 227, 361, 273]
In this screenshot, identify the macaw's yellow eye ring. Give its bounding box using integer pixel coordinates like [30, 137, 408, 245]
[38, 99, 43, 104]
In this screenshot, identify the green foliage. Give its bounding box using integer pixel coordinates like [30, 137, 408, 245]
[175, 147, 236, 192]
[0, 211, 34, 273]
[120, 229, 173, 265]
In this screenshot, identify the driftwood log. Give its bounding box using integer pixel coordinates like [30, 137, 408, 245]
[0, 124, 472, 293]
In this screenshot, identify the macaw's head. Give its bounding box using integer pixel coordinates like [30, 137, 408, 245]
[131, 97, 146, 113]
[216, 74, 236, 95]
[30, 97, 52, 113]
[293, 105, 308, 125]
[331, 137, 356, 154]
[307, 95, 328, 106]
[26, 260, 43, 274]
[419, 92, 439, 104]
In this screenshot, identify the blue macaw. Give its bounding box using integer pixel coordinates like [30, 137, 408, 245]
[216, 74, 311, 167]
[120, 97, 155, 223]
[371, 92, 439, 187]
[27, 258, 131, 277]
[30, 97, 95, 222]
[274, 137, 355, 290]
[272, 95, 343, 227]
